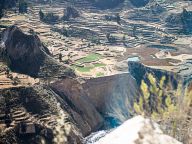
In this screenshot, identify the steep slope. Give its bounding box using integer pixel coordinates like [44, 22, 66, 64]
[0, 26, 75, 78]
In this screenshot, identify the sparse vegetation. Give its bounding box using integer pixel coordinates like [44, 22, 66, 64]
[106, 33, 116, 43]
[134, 73, 192, 142]
[105, 13, 121, 24]
[96, 72, 104, 77]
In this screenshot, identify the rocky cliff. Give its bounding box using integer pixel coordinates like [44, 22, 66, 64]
[51, 78, 104, 136]
[0, 26, 75, 78]
[83, 73, 138, 126]
[51, 73, 139, 129]
[128, 61, 180, 87]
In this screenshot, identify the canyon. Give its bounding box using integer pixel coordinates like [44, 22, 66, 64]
[0, 0, 192, 144]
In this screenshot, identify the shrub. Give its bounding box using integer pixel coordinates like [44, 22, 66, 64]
[39, 9, 44, 20]
[105, 13, 121, 24]
[106, 33, 116, 43]
[134, 73, 192, 142]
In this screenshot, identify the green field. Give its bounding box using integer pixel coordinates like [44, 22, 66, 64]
[96, 72, 104, 77]
[76, 53, 102, 64]
[73, 63, 106, 73]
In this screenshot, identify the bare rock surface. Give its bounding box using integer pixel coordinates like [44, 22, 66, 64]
[51, 77, 104, 136]
[95, 116, 182, 144]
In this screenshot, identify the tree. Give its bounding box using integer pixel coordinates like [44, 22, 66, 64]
[106, 33, 116, 43]
[132, 25, 137, 37]
[39, 9, 44, 20]
[19, 0, 28, 13]
[116, 13, 121, 25]
[59, 53, 62, 62]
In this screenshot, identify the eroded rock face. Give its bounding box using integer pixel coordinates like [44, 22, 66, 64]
[83, 73, 138, 126]
[51, 78, 104, 136]
[51, 74, 139, 130]
[0, 26, 50, 77]
[95, 116, 182, 144]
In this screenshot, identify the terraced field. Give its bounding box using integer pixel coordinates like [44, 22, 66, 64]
[1, 0, 192, 79]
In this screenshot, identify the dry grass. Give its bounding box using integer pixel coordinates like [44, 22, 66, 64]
[134, 73, 192, 143]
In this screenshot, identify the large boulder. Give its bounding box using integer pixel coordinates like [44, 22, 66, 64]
[95, 116, 182, 144]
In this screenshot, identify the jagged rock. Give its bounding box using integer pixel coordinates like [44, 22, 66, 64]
[95, 116, 182, 144]
[0, 26, 75, 78]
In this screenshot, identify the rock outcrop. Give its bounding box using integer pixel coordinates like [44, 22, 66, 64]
[0, 26, 50, 77]
[128, 61, 180, 87]
[95, 116, 182, 144]
[0, 26, 75, 78]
